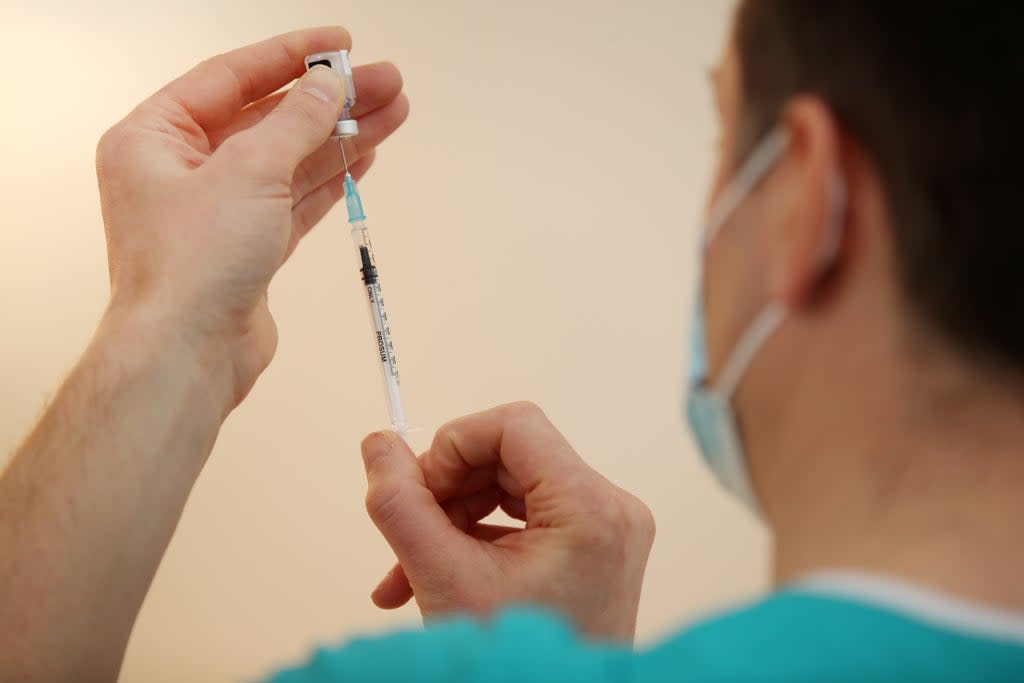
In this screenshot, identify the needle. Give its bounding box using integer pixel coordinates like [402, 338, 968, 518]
[339, 138, 350, 175]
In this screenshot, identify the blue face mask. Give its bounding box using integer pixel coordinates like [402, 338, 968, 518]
[686, 128, 845, 513]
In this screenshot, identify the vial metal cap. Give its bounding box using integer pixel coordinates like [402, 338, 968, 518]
[334, 119, 360, 139]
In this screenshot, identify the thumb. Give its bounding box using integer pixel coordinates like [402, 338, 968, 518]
[221, 65, 345, 174]
[361, 432, 461, 579]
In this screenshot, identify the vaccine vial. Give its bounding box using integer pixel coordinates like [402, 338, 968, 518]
[304, 50, 358, 138]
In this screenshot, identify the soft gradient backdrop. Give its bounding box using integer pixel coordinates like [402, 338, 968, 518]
[0, 1, 766, 680]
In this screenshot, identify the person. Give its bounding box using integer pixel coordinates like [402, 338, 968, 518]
[2, 1, 1024, 680]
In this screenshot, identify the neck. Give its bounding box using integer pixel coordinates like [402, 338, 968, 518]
[762, 323, 1024, 610]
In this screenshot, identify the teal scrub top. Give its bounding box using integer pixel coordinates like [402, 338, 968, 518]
[262, 572, 1024, 682]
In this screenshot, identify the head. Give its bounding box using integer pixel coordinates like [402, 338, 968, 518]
[700, 1, 1024, 556]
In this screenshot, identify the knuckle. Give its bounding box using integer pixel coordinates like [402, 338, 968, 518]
[95, 126, 126, 169]
[432, 423, 453, 447]
[625, 495, 657, 547]
[580, 482, 656, 550]
[570, 486, 624, 549]
[505, 400, 546, 423]
[599, 501, 631, 542]
[433, 416, 464, 448]
[365, 481, 405, 528]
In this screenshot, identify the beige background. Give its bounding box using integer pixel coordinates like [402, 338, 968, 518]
[0, 1, 766, 681]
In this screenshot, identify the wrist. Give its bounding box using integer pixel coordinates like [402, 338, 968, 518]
[97, 299, 236, 421]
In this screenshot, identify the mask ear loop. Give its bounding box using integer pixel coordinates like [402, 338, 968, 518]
[702, 128, 791, 250]
[696, 128, 790, 398]
[714, 168, 849, 402]
[715, 305, 787, 400]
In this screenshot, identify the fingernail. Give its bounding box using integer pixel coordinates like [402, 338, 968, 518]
[301, 65, 344, 104]
[361, 431, 396, 472]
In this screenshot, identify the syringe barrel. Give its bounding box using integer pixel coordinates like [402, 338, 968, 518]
[351, 220, 407, 431]
[366, 282, 407, 430]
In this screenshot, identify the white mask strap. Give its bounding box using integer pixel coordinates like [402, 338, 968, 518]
[702, 128, 790, 249]
[701, 127, 847, 401]
[715, 304, 787, 400]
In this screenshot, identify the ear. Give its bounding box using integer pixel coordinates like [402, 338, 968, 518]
[765, 96, 846, 307]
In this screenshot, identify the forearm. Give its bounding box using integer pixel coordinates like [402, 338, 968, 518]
[0, 308, 230, 682]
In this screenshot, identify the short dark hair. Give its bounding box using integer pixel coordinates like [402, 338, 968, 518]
[736, 1, 1024, 374]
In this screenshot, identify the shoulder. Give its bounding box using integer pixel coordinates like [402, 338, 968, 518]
[264, 607, 631, 683]
[639, 591, 1024, 683]
[265, 592, 1024, 683]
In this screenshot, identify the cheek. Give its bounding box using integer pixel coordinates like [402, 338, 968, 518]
[702, 222, 763, 381]
[705, 122, 741, 211]
[703, 244, 737, 380]
[705, 157, 732, 215]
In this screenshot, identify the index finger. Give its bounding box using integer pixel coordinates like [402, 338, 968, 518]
[151, 26, 351, 131]
[422, 402, 588, 501]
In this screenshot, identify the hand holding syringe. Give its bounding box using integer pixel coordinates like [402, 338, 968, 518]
[305, 50, 410, 439]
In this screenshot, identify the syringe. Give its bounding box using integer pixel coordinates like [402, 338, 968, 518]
[340, 144, 409, 438]
[303, 49, 410, 439]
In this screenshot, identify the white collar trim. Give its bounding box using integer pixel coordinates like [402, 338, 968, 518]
[791, 570, 1024, 645]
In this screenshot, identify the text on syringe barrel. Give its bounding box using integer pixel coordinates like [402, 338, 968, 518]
[355, 236, 406, 428]
[364, 277, 400, 382]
